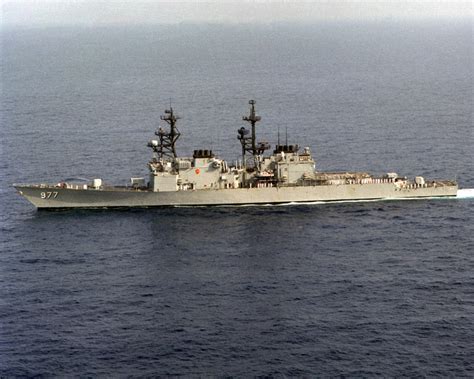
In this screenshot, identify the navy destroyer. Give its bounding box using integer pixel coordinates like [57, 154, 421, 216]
[14, 100, 458, 209]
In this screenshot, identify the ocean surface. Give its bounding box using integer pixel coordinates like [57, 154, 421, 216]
[1, 21, 473, 376]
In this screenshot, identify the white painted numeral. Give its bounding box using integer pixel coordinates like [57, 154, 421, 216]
[40, 191, 58, 199]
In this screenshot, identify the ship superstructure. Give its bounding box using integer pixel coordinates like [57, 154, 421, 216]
[14, 100, 458, 209]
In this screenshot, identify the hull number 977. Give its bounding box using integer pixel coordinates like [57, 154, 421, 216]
[40, 191, 59, 199]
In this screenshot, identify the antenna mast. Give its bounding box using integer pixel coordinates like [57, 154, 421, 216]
[148, 106, 181, 160]
[243, 100, 260, 156]
[238, 100, 269, 168]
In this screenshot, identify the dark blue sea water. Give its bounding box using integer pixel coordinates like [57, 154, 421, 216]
[1, 21, 473, 376]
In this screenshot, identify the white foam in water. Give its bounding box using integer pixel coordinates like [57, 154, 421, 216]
[457, 188, 474, 199]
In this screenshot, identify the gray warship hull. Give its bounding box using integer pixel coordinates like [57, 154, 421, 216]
[14, 182, 458, 209]
[14, 101, 460, 209]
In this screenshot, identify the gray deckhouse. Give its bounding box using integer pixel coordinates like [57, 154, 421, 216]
[146, 101, 317, 192]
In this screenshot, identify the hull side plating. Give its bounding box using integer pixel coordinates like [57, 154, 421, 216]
[14, 183, 458, 209]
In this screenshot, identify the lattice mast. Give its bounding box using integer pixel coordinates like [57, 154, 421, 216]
[238, 100, 269, 168]
[243, 100, 260, 156]
[149, 107, 181, 160]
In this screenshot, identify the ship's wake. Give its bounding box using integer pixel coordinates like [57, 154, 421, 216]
[457, 188, 474, 199]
